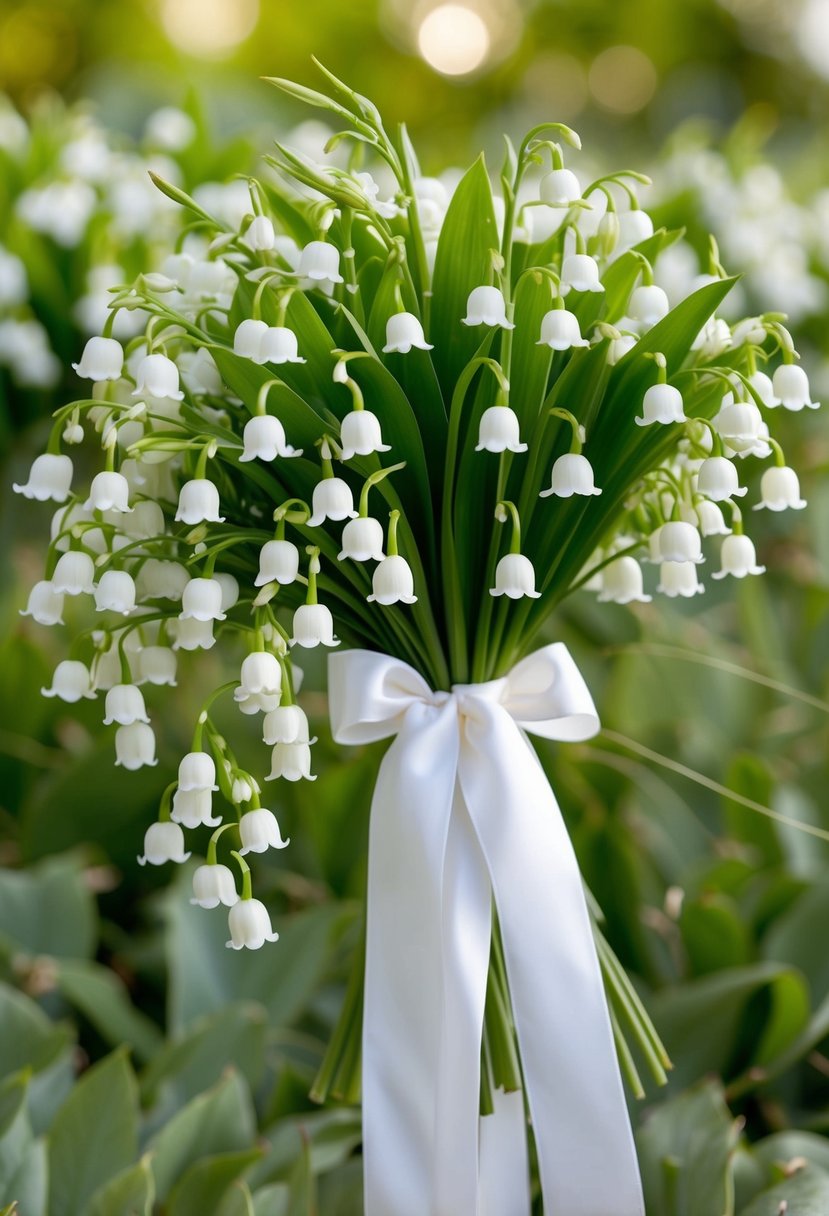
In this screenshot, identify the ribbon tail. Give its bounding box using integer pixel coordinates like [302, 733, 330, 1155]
[479, 1088, 531, 1216]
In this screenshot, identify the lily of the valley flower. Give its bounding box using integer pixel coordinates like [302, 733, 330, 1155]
[628, 284, 669, 330]
[191, 863, 238, 908]
[234, 650, 283, 714]
[72, 336, 124, 381]
[712, 533, 766, 579]
[476, 405, 527, 454]
[383, 312, 433, 354]
[104, 683, 150, 726]
[41, 659, 96, 702]
[244, 214, 276, 251]
[136, 559, 190, 600]
[291, 602, 339, 648]
[137, 645, 177, 686]
[540, 168, 581, 206]
[597, 557, 652, 604]
[259, 326, 305, 365]
[53, 550, 96, 595]
[696, 456, 746, 501]
[308, 442, 357, 525]
[178, 750, 219, 791]
[656, 521, 704, 564]
[85, 470, 132, 513]
[94, 570, 136, 615]
[226, 897, 279, 950]
[170, 617, 216, 651]
[692, 499, 731, 537]
[263, 704, 314, 745]
[616, 208, 654, 250]
[339, 409, 391, 461]
[367, 511, 417, 605]
[138, 820, 189, 866]
[176, 478, 225, 524]
[636, 383, 686, 427]
[490, 502, 541, 600]
[171, 787, 222, 828]
[180, 577, 227, 622]
[340, 516, 385, 561]
[657, 561, 704, 598]
[754, 466, 806, 511]
[537, 308, 588, 350]
[115, 721, 158, 769]
[462, 286, 514, 329]
[297, 240, 343, 285]
[256, 538, 300, 586]
[21, 581, 65, 626]
[713, 399, 769, 457]
[240, 414, 302, 462]
[239, 807, 290, 854]
[560, 254, 604, 294]
[13, 453, 73, 502]
[771, 363, 819, 411]
[132, 353, 184, 401]
[540, 453, 601, 498]
[233, 318, 269, 360]
[267, 740, 316, 781]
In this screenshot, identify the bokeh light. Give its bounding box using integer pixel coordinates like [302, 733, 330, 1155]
[588, 45, 658, 114]
[159, 0, 260, 59]
[416, 3, 492, 76]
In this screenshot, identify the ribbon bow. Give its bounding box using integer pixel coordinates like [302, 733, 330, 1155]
[329, 643, 644, 1216]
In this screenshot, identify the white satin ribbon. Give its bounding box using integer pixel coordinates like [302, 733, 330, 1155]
[329, 643, 644, 1216]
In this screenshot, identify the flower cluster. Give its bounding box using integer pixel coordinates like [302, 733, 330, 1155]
[14, 67, 816, 948]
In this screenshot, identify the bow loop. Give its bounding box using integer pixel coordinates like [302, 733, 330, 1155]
[502, 642, 601, 740]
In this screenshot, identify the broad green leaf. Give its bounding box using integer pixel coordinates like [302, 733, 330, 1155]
[739, 1164, 829, 1216]
[0, 1074, 47, 1216]
[316, 1160, 364, 1216]
[167, 1150, 263, 1216]
[0, 983, 73, 1082]
[55, 959, 162, 1063]
[0, 855, 95, 959]
[763, 878, 829, 1003]
[507, 269, 554, 432]
[47, 1050, 139, 1216]
[680, 894, 752, 976]
[86, 1157, 154, 1216]
[216, 1180, 256, 1216]
[248, 1109, 362, 1188]
[753, 1131, 829, 1179]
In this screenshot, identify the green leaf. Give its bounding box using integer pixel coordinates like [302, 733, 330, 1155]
[739, 1164, 829, 1216]
[0, 855, 96, 959]
[0, 1074, 48, 1216]
[216, 1180, 256, 1216]
[86, 1157, 154, 1216]
[248, 1109, 362, 1188]
[47, 1050, 139, 1216]
[55, 959, 163, 1063]
[679, 894, 752, 975]
[167, 1150, 263, 1216]
[0, 983, 73, 1083]
[763, 878, 829, 1003]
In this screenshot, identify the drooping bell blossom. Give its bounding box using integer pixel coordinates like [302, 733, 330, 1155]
[137, 645, 177, 686]
[656, 521, 704, 564]
[122, 499, 165, 541]
[171, 787, 221, 829]
[539, 453, 602, 498]
[255, 539, 300, 586]
[607, 334, 637, 365]
[171, 617, 216, 651]
[263, 704, 314, 746]
[383, 312, 433, 353]
[239, 807, 291, 855]
[771, 364, 819, 411]
[616, 209, 654, 250]
[41, 660, 96, 703]
[178, 750, 219, 791]
[13, 453, 73, 502]
[475, 406, 527, 454]
[749, 370, 776, 407]
[179, 348, 223, 397]
[72, 336, 124, 382]
[657, 561, 705, 598]
[597, 557, 652, 604]
[537, 308, 589, 350]
[234, 652, 283, 713]
[85, 470, 132, 513]
[233, 318, 268, 360]
[52, 550, 96, 596]
[215, 573, 239, 613]
[291, 603, 340, 648]
[712, 400, 768, 457]
[297, 240, 343, 285]
[539, 168, 581, 206]
[175, 479, 225, 524]
[368, 555, 418, 605]
[754, 466, 806, 512]
[50, 502, 91, 552]
[115, 721, 158, 769]
[92, 645, 123, 692]
[132, 353, 184, 401]
[180, 577, 227, 622]
[339, 410, 391, 461]
[696, 457, 746, 501]
[244, 214, 276, 251]
[191, 864, 238, 909]
[136, 559, 190, 600]
[560, 254, 603, 294]
[692, 318, 732, 359]
[308, 477, 357, 526]
[267, 741, 317, 782]
[712, 533, 766, 579]
[258, 326, 306, 365]
[138, 820, 189, 866]
[339, 516, 385, 561]
[462, 286, 514, 329]
[635, 384, 686, 426]
[94, 570, 136, 615]
[490, 553, 542, 599]
[21, 581, 65, 626]
[628, 285, 669, 331]
[232, 774, 259, 803]
[226, 898, 280, 950]
[103, 684, 150, 726]
[693, 499, 731, 537]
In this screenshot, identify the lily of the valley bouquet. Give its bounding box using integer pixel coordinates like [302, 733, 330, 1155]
[15, 64, 817, 1215]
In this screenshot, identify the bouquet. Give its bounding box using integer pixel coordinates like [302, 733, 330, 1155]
[14, 62, 817, 1214]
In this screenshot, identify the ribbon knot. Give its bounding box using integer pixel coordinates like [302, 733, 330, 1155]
[329, 643, 645, 1216]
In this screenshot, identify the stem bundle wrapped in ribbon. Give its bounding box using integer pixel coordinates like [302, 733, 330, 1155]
[16, 62, 817, 1213]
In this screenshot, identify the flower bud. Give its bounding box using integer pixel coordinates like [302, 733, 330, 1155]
[616, 209, 654, 250]
[244, 214, 276, 251]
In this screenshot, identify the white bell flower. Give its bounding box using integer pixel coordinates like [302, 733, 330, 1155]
[95, 570, 136, 615]
[226, 898, 280, 950]
[692, 499, 731, 537]
[291, 603, 340, 648]
[490, 553, 541, 599]
[635, 384, 686, 426]
[171, 787, 221, 829]
[92, 645, 123, 692]
[298, 240, 343, 285]
[696, 457, 746, 501]
[657, 562, 705, 598]
[179, 348, 223, 396]
[754, 466, 806, 512]
[475, 406, 527, 454]
[692, 318, 732, 359]
[137, 645, 177, 686]
[748, 370, 776, 407]
[191, 863, 238, 909]
[115, 721, 158, 769]
[215, 573, 239, 613]
[597, 557, 652, 604]
[234, 651, 283, 713]
[539, 453, 601, 498]
[771, 364, 819, 411]
[145, 106, 196, 150]
[339, 410, 391, 461]
[255, 539, 300, 586]
[180, 577, 227, 622]
[239, 807, 291, 854]
[713, 400, 768, 456]
[171, 617, 216, 651]
[656, 521, 704, 564]
[177, 750, 219, 792]
[560, 254, 603, 294]
[616, 209, 654, 250]
[244, 214, 276, 251]
[50, 502, 91, 552]
[263, 704, 314, 745]
[21, 581, 65, 626]
[132, 353, 184, 401]
[138, 820, 189, 866]
[13, 453, 73, 502]
[41, 660, 96, 703]
[712, 533, 766, 579]
[628, 285, 669, 330]
[308, 477, 357, 526]
[339, 516, 385, 561]
[259, 326, 305, 365]
[53, 551, 96, 595]
[539, 168, 581, 206]
[122, 500, 165, 541]
[136, 559, 190, 601]
[231, 774, 259, 803]
[72, 336, 124, 381]
[0, 247, 27, 306]
[175, 479, 225, 524]
[233, 318, 268, 360]
[85, 471, 132, 513]
[266, 741, 316, 782]
[383, 312, 433, 353]
[462, 286, 514, 329]
[103, 684, 150, 726]
[537, 309, 588, 350]
[607, 334, 637, 365]
[368, 555, 418, 605]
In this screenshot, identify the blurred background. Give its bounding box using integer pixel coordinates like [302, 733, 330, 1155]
[2, 2, 829, 1213]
